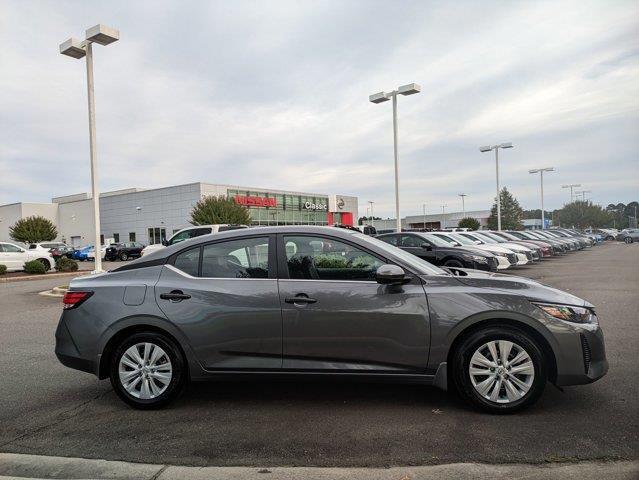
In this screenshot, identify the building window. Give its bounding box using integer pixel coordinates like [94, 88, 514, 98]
[129, 232, 136, 242]
[147, 227, 166, 245]
[113, 233, 120, 243]
[100, 234, 104, 245]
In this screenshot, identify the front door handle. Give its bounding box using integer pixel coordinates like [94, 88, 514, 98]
[160, 290, 191, 302]
[285, 295, 317, 305]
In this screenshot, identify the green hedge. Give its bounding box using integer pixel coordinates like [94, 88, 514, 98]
[0, 264, 7, 275]
[55, 257, 79, 272]
[24, 260, 46, 275]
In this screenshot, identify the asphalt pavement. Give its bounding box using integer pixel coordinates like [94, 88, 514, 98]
[0, 242, 637, 467]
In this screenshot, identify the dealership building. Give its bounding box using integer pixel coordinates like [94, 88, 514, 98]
[0, 183, 358, 247]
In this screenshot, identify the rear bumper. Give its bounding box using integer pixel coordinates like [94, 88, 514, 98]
[55, 316, 98, 376]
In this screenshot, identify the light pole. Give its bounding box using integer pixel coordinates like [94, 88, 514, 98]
[529, 167, 554, 229]
[479, 143, 514, 230]
[368, 201, 375, 227]
[458, 193, 467, 217]
[422, 203, 427, 230]
[370, 83, 421, 233]
[441, 204, 448, 229]
[575, 190, 592, 201]
[562, 183, 581, 203]
[60, 24, 119, 273]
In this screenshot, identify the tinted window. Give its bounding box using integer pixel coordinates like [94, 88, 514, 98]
[2, 244, 22, 253]
[284, 235, 383, 281]
[218, 225, 248, 232]
[201, 237, 269, 278]
[168, 230, 193, 245]
[173, 247, 200, 277]
[401, 235, 425, 248]
[379, 235, 399, 246]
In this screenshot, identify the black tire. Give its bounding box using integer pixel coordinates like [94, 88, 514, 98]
[120, 252, 129, 261]
[451, 326, 547, 414]
[37, 258, 51, 271]
[444, 258, 465, 268]
[624, 237, 633, 244]
[110, 332, 186, 409]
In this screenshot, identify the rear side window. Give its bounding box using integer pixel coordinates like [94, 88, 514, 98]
[201, 237, 269, 278]
[173, 247, 201, 277]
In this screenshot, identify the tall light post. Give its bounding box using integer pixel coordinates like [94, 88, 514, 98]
[60, 24, 119, 273]
[562, 183, 581, 203]
[529, 167, 554, 229]
[458, 193, 467, 217]
[369, 83, 421, 233]
[422, 203, 427, 230]
[441, 204, 448, 229]
[479, 143, 514, 230]
[368, 201, 375, 227]
[575, 190, 591, 201]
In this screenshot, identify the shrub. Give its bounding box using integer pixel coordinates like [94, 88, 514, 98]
[190, 195, 252, 226]
[24, 260, 46, 275]
[0, 264, 7, 275]
[458, 217, 481, 230]
[55, 257, 79, 272]
[9, 216, 58, 243]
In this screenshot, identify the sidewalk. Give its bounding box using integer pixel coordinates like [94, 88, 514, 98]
[0, 453, 637, 480]
[0, 271, 89, 283]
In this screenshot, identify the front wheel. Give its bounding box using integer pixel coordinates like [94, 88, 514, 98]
[110, 332, 186, 409]
[452, 327, 547, 413]
[37, 258, 51, 271]
[120, 252, 129, 261]
[624, 237, 633, 244]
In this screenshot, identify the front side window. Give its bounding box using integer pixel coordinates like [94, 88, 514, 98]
[2, 243, 23, 253]
[201, 237, 269, 278]
[284, 235, 384, 281]
[401, 235, 426, 248]
[378, 235, 399, 246]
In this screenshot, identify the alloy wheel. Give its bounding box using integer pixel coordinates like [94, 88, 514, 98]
[468, 340, 535, 403]
[118, 342, 173, 399]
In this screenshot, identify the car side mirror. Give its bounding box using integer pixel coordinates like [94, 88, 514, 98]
[420, 242, 432, 251]
[162, 240, 169, 246]
[376, 264, 409, 285]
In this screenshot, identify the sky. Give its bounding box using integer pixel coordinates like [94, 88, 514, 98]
[1, 0, 638, 218]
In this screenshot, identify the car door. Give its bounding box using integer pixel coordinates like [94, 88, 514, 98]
[155, 234, 282, 370]
[0, 243, 24, 270]
[400, 234, 439, 265]
[277, 234, 430, 373]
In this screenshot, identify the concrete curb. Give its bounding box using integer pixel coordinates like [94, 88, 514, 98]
[0, 271, 90, 284]
[0, 453, 637, 480]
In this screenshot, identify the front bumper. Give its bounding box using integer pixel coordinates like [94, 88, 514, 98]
[496, 256, 511, 270]
[555, 324, 608, 386]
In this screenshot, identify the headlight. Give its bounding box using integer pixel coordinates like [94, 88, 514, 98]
[533, 302, 597, 324]
[469, 255, 488, 263]
[493, 252, 508, 257]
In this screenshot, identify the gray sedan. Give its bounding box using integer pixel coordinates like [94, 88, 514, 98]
[55, 226, 607, 413]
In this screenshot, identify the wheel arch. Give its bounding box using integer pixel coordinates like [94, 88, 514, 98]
[441, 255, 466, 266]
[445, 315, 558, 385]
[98, 321, 193, 380]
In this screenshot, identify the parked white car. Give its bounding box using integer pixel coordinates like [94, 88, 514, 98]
[0, 241, 56, 272]
[28, 242, 68, 251]
[456, 231, 534, 265]
[141, 224, 249, 257]
[431, 232, 527, 268]
[87, 245, 108, 261]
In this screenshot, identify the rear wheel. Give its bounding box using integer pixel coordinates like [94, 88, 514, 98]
[624, 237, 633, 244]
[452, 326, 547, 413]
[37, 258, 51, 271]
[120, 252, 129, 261]
[110, 332, 186, 409]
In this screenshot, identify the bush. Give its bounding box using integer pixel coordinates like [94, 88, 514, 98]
[55, 256, 79, 272]
[190, 195, 252, 226]
[0, 264, 7, 275]
[24, 260, 46, 275]
[9, 215, 58, 243]
[458, 217, 481, 230]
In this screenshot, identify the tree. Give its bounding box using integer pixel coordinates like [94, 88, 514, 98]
[458, 217, 480, 230]
[9, 216, 58, 243]
[487, 188, 523, 230]
[190, 195, 252, 226]
[358, 216, 381, 225]
[555, 201, 614, 228]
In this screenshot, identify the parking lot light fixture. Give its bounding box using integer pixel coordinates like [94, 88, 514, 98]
[562, 183, 581, 203]
[368, 201, 375, 227]
[479, 142, 514, 230]
[459, 193, 467, 217]
[369, 83, 422, 233]
[59, 24, 119, 273]
[529, 167, 554, 229]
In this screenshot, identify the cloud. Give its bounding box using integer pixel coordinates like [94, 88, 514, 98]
[1, 0, 638, 218]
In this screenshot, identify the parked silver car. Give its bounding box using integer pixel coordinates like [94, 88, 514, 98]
[55, 226, 607, 413]
[619, 228, 639, 243]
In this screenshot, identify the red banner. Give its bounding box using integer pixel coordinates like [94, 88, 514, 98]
[233, 195, 277, 208]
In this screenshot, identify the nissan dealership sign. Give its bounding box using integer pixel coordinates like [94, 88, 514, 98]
[304, 201, 327, 211]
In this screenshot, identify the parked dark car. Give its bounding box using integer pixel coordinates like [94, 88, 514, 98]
[49, 245, 76, 259]
[377, 231, 499, 271]
[55, 226, 607, 413]
[105, 242, 145, 261]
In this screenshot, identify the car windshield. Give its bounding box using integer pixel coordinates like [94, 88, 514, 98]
[472, 232, 499, 244]
[481, 232, 507, 243]
[495, 231, 520, 241]
[442, 233, 476, 246]
[353, 234, 447, 276]
[419, 233, 455, 247]
[431, 233, 463, 246]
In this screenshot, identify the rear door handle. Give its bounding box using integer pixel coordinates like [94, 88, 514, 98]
[160, 290, 191, 301]
[285, 296, 317, 304]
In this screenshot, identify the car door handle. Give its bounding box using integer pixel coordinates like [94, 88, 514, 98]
[285, 296, 317, 304]
[160, 290, 191, 301]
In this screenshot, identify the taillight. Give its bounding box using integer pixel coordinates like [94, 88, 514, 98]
[62, 291, 93, 310]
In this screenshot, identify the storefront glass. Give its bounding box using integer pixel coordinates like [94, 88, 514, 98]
[228, 189, 329, 226]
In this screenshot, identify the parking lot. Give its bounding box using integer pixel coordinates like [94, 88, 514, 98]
[0, 242, 637, 467]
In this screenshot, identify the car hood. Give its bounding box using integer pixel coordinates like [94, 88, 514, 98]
[443, 268, 592, 308]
